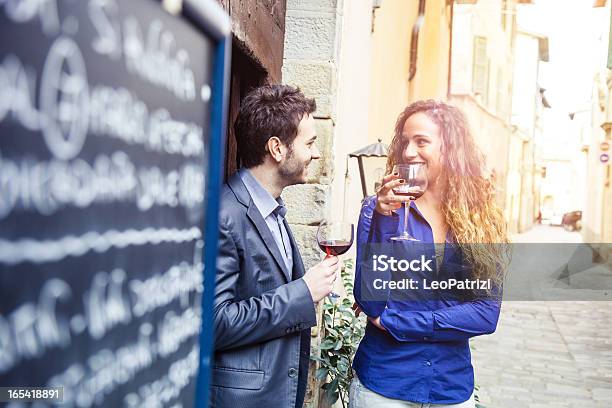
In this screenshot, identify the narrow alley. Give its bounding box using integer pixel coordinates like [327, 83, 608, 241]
[472, 226, 612, 408]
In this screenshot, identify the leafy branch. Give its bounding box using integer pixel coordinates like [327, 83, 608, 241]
[311, 259, 366, 407]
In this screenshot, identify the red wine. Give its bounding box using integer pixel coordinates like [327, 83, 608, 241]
[393, 186, 425, 199]
[318, 240, 352, 256]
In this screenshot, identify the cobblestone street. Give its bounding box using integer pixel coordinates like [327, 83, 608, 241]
[471, 225, 612, 408]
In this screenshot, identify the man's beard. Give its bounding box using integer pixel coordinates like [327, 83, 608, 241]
[278, 148, 308, 185]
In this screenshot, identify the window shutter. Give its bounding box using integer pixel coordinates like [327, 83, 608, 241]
[472, 36, 488, 98]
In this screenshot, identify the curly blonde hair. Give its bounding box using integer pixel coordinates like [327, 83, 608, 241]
[386, 100, 509, 288]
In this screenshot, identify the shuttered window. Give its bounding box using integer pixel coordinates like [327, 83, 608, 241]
[472, 36, 489, 101]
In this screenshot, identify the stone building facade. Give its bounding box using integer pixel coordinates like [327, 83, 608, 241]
[281, 0, 373, 405]
[282, 0, 340, 271]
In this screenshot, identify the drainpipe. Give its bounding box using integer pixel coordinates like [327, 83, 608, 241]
[409, 0, 426, 81]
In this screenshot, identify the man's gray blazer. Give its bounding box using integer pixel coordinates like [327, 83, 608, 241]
[210, 173, 318, 408]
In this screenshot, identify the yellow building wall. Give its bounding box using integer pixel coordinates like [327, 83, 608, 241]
[367, 0, 451, 145]
[410, 0, 452, 101]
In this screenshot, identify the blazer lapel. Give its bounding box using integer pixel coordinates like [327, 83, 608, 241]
[229, 174, 292, 283]
[247, 204, 292, 282]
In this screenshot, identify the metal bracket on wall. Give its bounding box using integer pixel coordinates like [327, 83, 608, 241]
[371, 0, 383, 33]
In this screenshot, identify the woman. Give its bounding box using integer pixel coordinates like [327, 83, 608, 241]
[350, 100, 509, 408]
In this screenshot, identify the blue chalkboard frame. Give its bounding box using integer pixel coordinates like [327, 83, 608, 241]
[177, 1, 231, 407]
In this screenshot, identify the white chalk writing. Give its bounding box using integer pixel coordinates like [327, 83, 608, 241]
[39, 36, 90, 160]
[0, 0, 60, 35]
[0, 227, 201, 265]
[88, 85, 204, 157]
[0, 150, 204, 220]
[88, 0, 121, 60]
[84, 269, 131, 340]
[0, 55, 41, 131]
[0, 2, 207, 403]
[0, 53, 205, 160]
[124, 344, 199, 408]
[0, 38, 90, 161]
[88, 0, 197, 101]
[0, 279, 72, 374]
[156, 307, 201, 358]
[123, 17, 196, 101]
[47, 322, 155, 407]
[45, 323, 200, 407]
[130, 260, 203, 318]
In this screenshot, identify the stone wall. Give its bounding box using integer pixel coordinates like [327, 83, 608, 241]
[282, 0, 341, 271]
[281, 1, 343, 407]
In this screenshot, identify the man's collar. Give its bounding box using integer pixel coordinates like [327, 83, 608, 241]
[239, 169, 282, 219]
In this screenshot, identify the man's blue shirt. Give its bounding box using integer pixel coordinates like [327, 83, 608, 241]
[352, 197, 502, 404]
[238, 168, 293, 271]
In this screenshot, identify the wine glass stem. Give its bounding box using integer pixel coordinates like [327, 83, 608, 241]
[403, 200, 410, 236]
[322, 253, 339, 297]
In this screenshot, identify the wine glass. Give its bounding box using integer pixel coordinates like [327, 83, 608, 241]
[390, 163, 428, 241]
[317, 220, 354, 298]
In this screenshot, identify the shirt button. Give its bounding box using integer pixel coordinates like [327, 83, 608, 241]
[426, 361, 432, 366]
[288, 368, 298, 378]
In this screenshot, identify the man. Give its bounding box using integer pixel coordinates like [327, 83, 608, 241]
[211, 85, 339, 408]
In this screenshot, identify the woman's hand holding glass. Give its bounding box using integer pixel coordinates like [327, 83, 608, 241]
[377, 164, 428, 241]
[375, 172, 412, 216]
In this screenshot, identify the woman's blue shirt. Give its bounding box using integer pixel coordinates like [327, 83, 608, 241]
[352, 197, 502, 404]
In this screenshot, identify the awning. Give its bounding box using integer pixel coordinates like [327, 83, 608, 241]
[348, 139, 389, 158]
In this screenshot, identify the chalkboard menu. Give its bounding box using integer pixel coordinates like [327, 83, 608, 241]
[0, 0, 230, 407]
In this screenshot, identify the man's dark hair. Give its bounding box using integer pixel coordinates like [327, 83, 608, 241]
[234, 84, 316, 168]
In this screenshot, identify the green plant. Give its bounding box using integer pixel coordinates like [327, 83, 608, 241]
[474, 384, 487, 408]
[311, 259, 366, 407]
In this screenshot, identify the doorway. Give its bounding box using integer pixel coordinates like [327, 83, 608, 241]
[224, 42, 267, 180]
